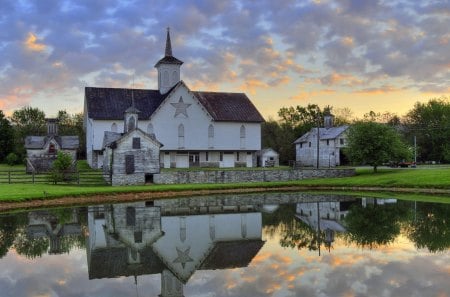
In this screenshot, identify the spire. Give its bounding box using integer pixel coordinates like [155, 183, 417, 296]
[165, 27, 172, 57]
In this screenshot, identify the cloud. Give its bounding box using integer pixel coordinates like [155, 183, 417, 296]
[353, 85, 401, 95]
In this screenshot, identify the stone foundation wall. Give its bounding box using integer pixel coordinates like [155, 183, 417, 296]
[153, 168, 355, 184]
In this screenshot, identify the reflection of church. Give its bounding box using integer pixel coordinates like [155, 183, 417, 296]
[86, 200, 264, 296]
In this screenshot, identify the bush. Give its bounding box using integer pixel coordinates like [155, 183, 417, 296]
[49, 151, 74, 184]
[5, 153, 18, 166]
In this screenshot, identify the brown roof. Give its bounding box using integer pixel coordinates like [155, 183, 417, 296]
[193, 91, 265, 122]
[85, 85, 264, 123]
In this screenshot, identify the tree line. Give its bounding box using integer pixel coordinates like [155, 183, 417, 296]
[262, 96, 450, 166]
[0, 96, 448, 167]
[0, 107, 85, 165]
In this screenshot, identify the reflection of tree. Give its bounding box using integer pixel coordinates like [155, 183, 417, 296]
[406, 203, 450, 253]
[262, 204, 320, 251]
[0, 213, 27, 258]
[14, 233, 49, 259]
[343, 202, 409, 248]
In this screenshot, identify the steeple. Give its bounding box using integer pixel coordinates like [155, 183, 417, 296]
[155, 27, 183, 94]
[165, 27, 173, 57]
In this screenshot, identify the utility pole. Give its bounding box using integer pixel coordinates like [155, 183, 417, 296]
[316, 116, 320, 169]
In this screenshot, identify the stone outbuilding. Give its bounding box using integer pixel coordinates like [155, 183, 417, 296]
[24, 119, 79, 173]
[258, 148, 279, 167]
[102, 106, 163, 186]
[294, 114, 349, 167]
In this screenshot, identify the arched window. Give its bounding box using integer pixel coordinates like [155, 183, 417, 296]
[128, 116, 136, 131]
[240, 125, 246, 148]
[172, 71, 178, 85]
[178, 124, 184, 148]
[208, 124, 214, 148]
[111, 123, 117, 132]
[147, 123, 154, 134]
[163, 71, 169, 87]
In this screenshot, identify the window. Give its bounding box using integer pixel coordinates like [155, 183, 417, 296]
[208, 124, 214, 148]
[132, 137, 141, 149]
[128, 116, 136, 131]
[340, 138, 345, 145]
[220, 152, 223, 162]
[125, 155, 135, 174]
[172, 71, 178, 84]
[178, 124, 184, 148]
[126, 207, 136, 226]
[300, 143, 303, 148]
[48, 143, 56, 154]
[111, 123, 117, 132]
[236, 152, 240, 161]
[163, 71, 169, 86]
[309, 142, 311, 147]
[147, 123, 154, 134]
[327, 139, 329, 146]
[206, 152, 209, 161]
[240, 125, 246, 148]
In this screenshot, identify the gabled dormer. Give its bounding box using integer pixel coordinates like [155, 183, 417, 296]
[155, 28, 183, 95]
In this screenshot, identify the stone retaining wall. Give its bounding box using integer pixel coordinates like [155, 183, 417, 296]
[153, 168, 355, 184]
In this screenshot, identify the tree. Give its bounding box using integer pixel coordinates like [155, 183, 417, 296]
[345, 121, 411, 172]
[343, 202, 409, 248]
[57, 110, 86, 159]
[404, 97, 450, 163]
[10, 106, 46, 161]
[0, 110, 14, 162]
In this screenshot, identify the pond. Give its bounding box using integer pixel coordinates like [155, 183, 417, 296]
[0, 192, 449, 297]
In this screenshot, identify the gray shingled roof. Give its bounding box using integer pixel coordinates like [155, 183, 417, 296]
[85, 87, 169, 120]
[24, 135, 79, 149]
[86, 85, 265, 123]
[294, 125, 349, 143]
[102, 131, 122, 148]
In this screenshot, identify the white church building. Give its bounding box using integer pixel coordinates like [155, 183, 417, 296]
[84, 29, 264, 169]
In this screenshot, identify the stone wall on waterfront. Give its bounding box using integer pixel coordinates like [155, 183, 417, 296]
[153, 168, 355, 184]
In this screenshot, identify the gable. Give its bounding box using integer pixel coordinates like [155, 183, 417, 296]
[111, 129, 162, 149]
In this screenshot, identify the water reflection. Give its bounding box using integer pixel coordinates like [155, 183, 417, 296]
[87, 201, 264, 296]
[0, 192, 449, 297]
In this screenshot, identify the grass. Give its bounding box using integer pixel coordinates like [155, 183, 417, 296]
[0, 163, 449, 204]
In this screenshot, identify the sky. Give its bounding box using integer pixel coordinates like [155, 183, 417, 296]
[0, 0, 449, 120]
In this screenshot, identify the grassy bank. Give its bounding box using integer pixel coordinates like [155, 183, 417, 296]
[0, 166, 449, 204]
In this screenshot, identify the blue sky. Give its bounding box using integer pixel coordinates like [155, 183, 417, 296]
[0, 0, 449, 119]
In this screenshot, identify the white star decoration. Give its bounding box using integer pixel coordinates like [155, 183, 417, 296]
[173, 246, 194, 269]
[170, 97, 191, 118]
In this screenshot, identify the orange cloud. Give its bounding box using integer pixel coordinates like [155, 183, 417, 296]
[24, 33, 47, 52]
[320, 72, 363, 87]
[353, 85, 400, 95]
[341, 36, 355, 47]
[240, 78, 269, 95]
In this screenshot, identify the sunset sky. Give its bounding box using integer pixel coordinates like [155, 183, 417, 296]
[1, 0, 449, 120]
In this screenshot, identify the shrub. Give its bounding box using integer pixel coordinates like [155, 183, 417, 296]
[5, 153, 18, 166]
[49, 151, 74, 184]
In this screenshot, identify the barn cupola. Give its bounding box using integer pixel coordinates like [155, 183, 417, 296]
[46, 118, 59, 136]
[323, 110, 334, 129]
[155, 27, 183, 95]
[124, 90, 140, 133]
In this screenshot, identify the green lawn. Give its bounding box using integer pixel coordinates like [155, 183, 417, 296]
[0, 165, 449, 203]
